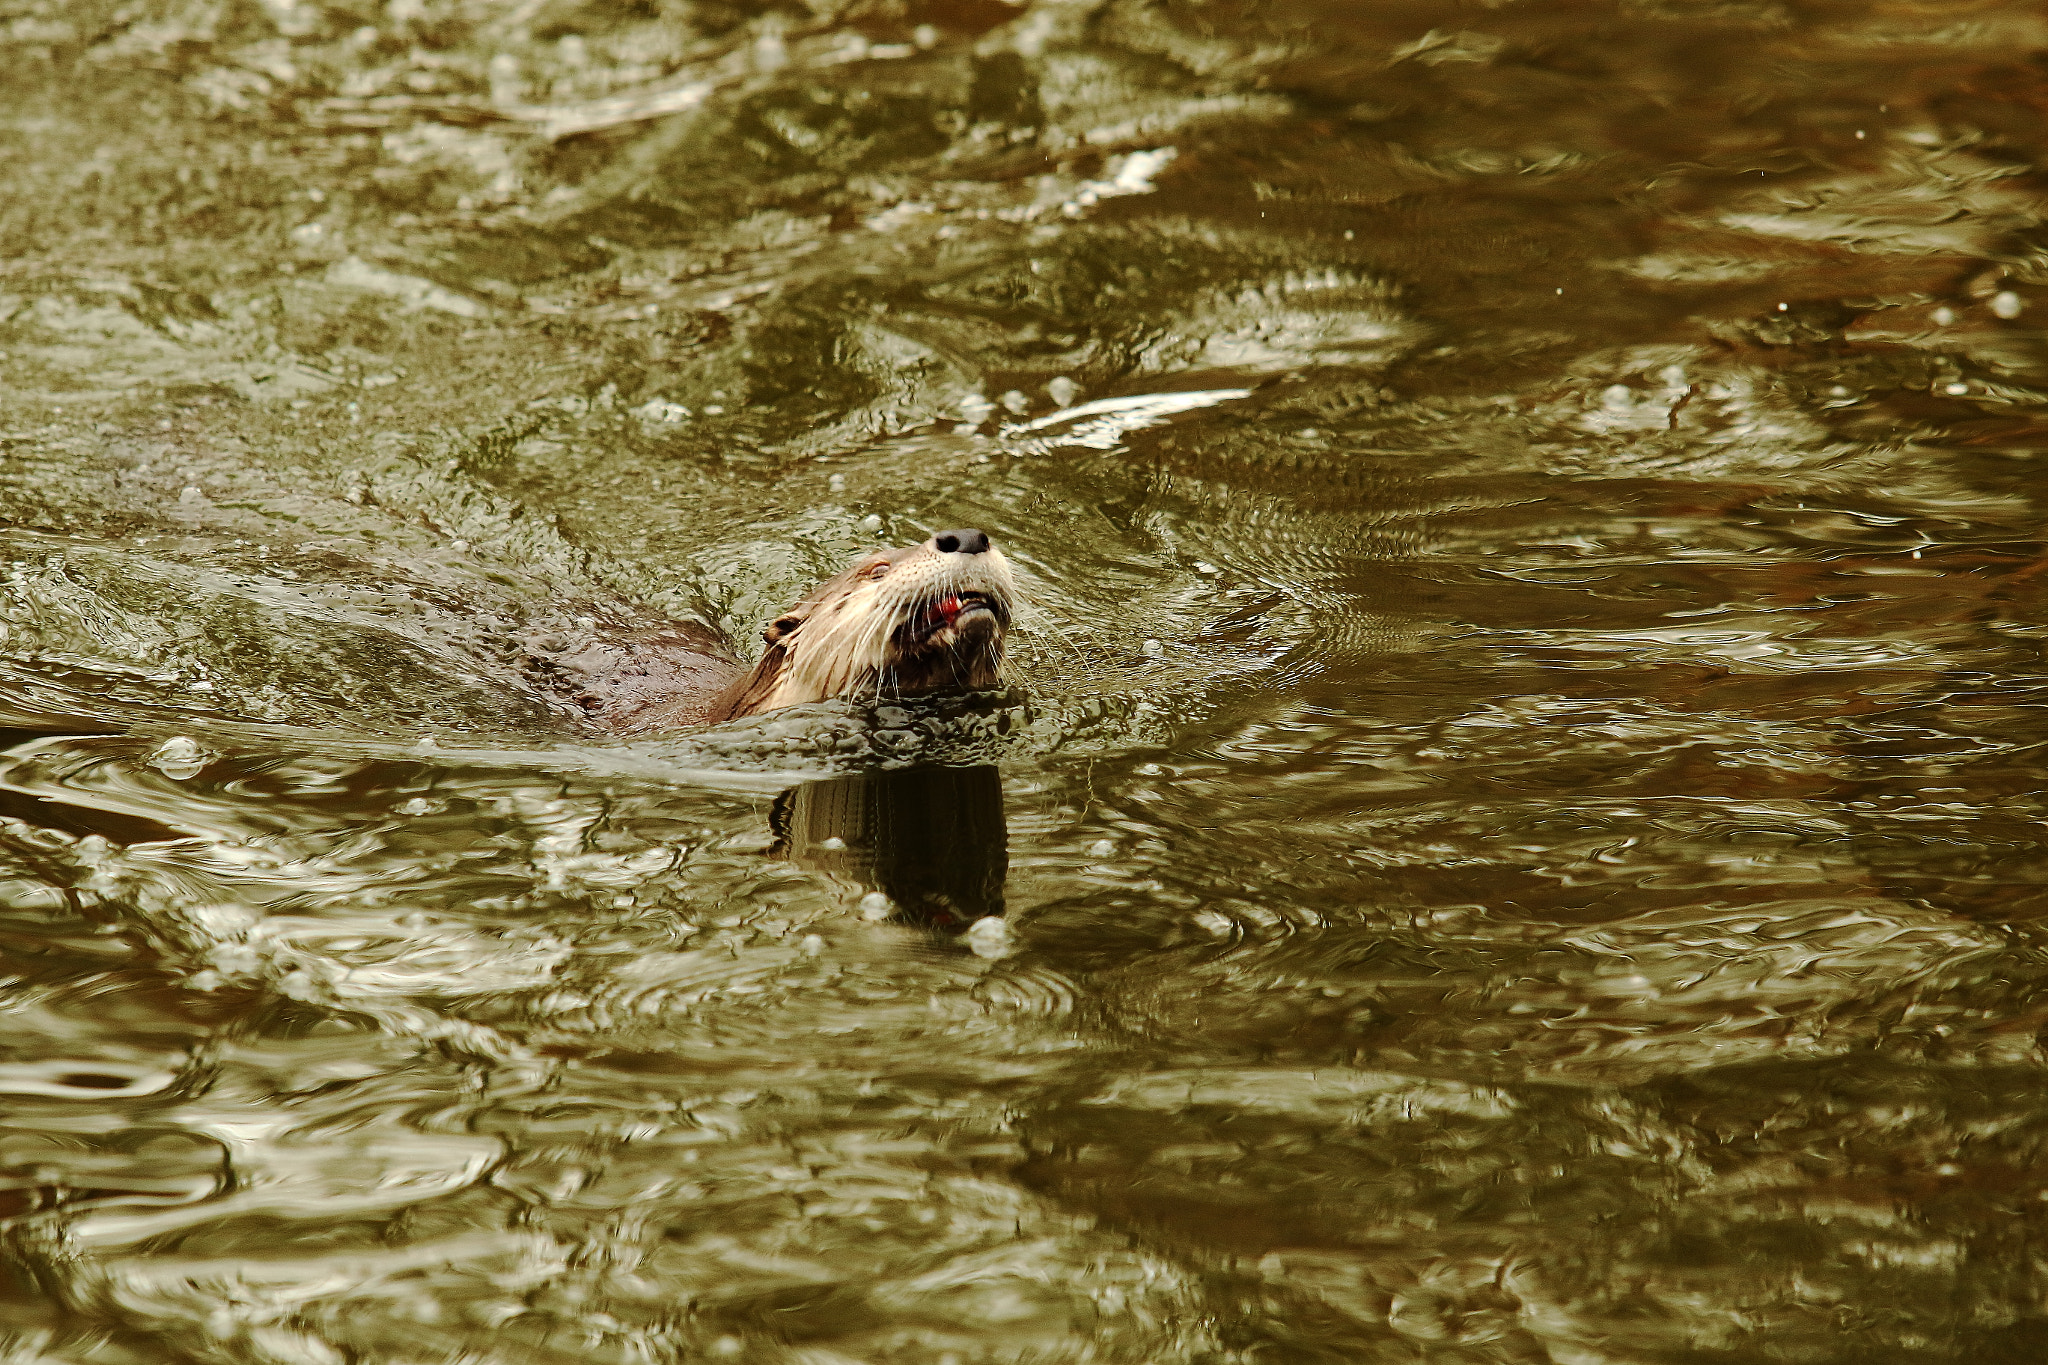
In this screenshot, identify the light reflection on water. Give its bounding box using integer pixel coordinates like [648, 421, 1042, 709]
[5, 0, 2048, 1359]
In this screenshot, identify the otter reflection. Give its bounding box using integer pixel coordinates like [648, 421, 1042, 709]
[771, 764, 1006, 931]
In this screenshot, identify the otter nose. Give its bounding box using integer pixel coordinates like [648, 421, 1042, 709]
[932, 529, 991, 555]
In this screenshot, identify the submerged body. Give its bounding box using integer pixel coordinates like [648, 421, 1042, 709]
[550, 529, 1017, 733]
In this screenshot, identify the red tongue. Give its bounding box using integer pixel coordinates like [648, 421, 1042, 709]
[935, 595, 964, 624]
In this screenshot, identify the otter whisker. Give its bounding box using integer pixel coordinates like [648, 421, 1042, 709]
[1017, 597, 1086, 669]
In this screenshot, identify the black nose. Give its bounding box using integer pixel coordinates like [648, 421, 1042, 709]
[932, 529, 990, 555]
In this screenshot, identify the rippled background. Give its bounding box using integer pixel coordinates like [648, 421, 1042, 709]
[6, 0, 2048, 1359]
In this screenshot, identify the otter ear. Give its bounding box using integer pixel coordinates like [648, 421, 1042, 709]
[763, 614, 805, 644]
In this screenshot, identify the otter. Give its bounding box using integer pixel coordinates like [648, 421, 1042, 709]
[542, 529, 1017, 734]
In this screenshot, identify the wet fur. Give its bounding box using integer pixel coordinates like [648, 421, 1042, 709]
[708, 539, 1016, 722]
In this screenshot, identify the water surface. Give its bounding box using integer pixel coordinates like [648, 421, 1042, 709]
[5, 0, 2048, 1360]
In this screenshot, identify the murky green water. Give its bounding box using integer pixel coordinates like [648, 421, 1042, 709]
[5, 0, 2048, 1359]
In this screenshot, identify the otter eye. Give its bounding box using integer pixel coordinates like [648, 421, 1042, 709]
[863, 562, 891, 580]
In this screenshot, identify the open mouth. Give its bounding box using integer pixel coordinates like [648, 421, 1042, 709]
[910, 591, 1005, 641]
[940, 592, 999, 622]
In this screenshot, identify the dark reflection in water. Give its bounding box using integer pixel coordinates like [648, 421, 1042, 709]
[9, 0, 2048, 1360]
[774, 765, 1008, 930]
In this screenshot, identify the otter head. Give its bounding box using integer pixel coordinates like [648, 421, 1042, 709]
[712, 529, 1017, 721]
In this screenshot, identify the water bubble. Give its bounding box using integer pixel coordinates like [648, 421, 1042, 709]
[147, 736, 212, 780]
[1992, 291, 2024, 319]
[1048, 376, 1078, 406]
[964, 917, 1012, 959]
